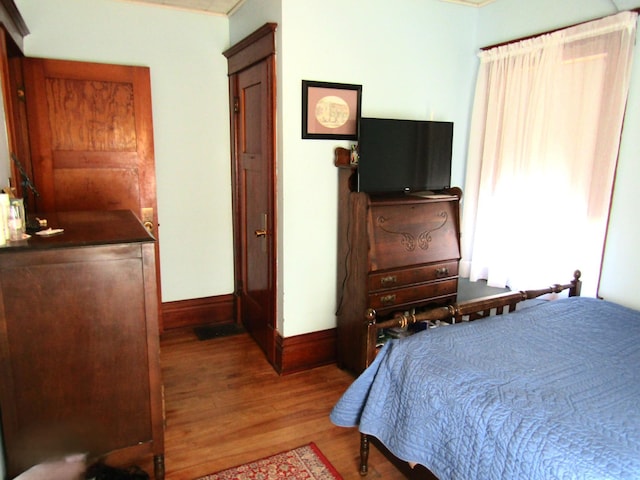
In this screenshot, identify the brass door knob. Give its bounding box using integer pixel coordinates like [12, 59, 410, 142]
[141, 208, 154, 233]
[254, 229, 267, 237]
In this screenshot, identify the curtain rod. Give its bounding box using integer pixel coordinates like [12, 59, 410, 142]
[480, 7, 640, 51]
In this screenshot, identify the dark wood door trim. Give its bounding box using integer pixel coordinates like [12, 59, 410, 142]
[223, 23, 276, 75]
[0, 0, 29, 50]
[224, 24, 278, 368]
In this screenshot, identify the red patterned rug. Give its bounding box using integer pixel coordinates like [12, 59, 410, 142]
[195, 443, 343, 480]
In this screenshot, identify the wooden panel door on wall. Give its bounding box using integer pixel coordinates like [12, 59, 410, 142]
[20, 58, 163, 327]
[225, 24, 277, 367]
[235, 59, 275, 363]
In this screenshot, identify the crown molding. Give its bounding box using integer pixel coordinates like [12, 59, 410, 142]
[440, 0, 497, 7]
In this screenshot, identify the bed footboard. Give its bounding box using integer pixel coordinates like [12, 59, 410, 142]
[369, 269, 582, 335]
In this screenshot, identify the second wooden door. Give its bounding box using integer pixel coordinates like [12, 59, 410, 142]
[225, 24, 277, 367]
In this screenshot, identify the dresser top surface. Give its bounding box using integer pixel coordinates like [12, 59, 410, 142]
[0, 210, 154, 253]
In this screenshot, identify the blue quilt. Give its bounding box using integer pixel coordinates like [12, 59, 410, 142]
[330, 297, 640, 479]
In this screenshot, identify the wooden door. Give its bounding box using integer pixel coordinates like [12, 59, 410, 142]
[19, 58, 163, 325]
[21, 58, 158, 221]
[225, 24, 277, 366]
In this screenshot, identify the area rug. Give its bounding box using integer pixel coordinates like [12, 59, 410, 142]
[195, 443, 343, 480]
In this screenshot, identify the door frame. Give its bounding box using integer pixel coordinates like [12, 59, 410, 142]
[224, 23, 278, 366]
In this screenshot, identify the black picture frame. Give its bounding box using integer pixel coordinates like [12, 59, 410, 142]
[302, 80, 362, 140]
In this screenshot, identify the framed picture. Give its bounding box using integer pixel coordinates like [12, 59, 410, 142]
[302, 80, 362, 140]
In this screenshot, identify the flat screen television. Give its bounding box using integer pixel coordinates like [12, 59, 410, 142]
[357, 117, 453, 194]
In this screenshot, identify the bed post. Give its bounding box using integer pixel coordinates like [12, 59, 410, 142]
[359, 433, 369, 476]
[569, 269, 582, 297]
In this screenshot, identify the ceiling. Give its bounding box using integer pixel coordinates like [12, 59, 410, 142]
[118, 0, 246, 16]
[120, 0, 495, 17]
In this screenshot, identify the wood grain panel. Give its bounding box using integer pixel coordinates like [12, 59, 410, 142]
[2, 259, 151, 455]
[368, 198, 460, 272]
[53, 167, 140, 212]
[45, 77, 136, 151]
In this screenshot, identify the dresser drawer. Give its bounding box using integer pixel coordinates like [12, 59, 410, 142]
[368, 278, 458, 311]
[368, 261, 458, 292]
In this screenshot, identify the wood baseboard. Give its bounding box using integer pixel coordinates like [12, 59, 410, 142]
[275, 328, 337, 375]
[162, 294, 236, 331]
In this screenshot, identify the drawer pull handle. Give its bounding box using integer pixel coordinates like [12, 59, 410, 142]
[436, 267, 449, 277]
[380, 294, 397, 306]
[380, 275, 397, 287]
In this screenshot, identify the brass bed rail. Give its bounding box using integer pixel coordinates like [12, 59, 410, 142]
[369, 269, 582, 332]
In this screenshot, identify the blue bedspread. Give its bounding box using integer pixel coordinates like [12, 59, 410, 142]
[330, 297, 640, 479]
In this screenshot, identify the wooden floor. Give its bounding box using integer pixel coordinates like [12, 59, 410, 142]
[160, 328, 423, 480]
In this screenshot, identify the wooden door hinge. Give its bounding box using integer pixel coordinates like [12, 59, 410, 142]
[233, 97, 239, 113]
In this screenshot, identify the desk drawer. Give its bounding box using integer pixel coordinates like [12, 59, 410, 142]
[367, 278, 458, 311]
[368, 261, 458, 292]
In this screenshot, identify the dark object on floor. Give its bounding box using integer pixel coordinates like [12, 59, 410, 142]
[85, 462, 149, 480]
[194, 323, 246, 341]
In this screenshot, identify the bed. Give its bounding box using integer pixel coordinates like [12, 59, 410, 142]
[330, 271, 640, 479]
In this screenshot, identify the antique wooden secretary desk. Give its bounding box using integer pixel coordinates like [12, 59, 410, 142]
[335, 147, 462, 374]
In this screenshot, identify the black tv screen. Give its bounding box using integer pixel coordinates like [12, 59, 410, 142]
[357, 117, 453, 194]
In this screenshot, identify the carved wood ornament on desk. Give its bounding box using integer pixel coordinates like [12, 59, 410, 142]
[376, 211, 448, 252]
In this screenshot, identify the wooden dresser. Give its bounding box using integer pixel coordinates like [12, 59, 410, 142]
[0, 210, 164, 479]
[336, 152, 461, 374]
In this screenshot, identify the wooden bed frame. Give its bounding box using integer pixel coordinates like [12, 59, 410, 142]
[358, 270, 583, 476]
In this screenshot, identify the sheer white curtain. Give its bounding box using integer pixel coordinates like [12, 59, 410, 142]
[460, 11, 638, 296]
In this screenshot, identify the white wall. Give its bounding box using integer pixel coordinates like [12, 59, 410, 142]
[15, 0, 235, 303]
[476, 0, 640, 309]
